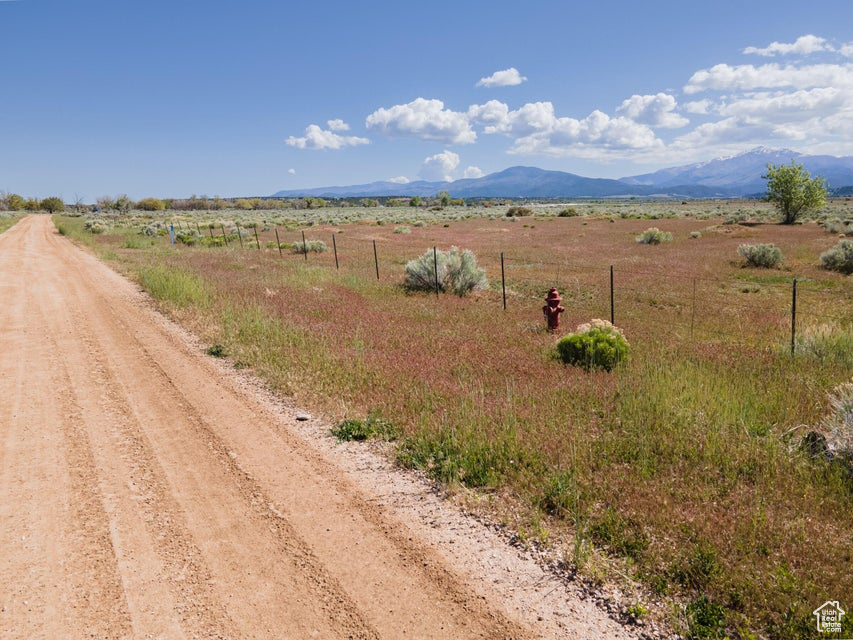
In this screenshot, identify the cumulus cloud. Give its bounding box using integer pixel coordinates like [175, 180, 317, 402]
[476, 67, 527, 88]
[678, 40, 853, 157]
[288, 168, 296, 175]
[419, 150, 460, 181]
[326, 119, 349, 131]
[684, 62, 853, 94]
[286, 124, 369, 150]
[615, 93, 689, 128]
[387, 176, 410, 184]
[366, 98, 476, 144]
[463, 166, 485, 179]
[743, 34, 832, 57]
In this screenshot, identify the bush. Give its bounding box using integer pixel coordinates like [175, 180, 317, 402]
[635, 227, 672, 244]
[292, 240, 327, 254]
[820, 239, 853, 274]
[394, 226, 411, 234]
[404, 246, 488, 296]
[84, 218, 108, 234]
[506, 206, 532, 217]
[558, 207, 579, 217]
[738, 243, 784, 268]
[556, 319, 629, 371]
[690, 231, 702, 239]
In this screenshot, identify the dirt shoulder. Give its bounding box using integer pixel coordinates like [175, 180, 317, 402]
[0, 215, 645, 639]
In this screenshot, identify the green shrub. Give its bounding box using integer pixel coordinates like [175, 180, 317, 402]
[820, 239, 853, 274]
[292, 240, 327, 254]
[556, 319, 629, 371]
[200, 235, 226, 247]
[738, 243, 784, 268]
[506, 206, 532, 217]
[331, 412, 398, 442]
[404, 246, 488, 296]
[394, 226, 411, 234]
[686, 595, 727, 639]
[635, 227, 672, 244]
[558, 207, 579, 217]
[176, 230, 201, 246]
[690, 231, 702, 239]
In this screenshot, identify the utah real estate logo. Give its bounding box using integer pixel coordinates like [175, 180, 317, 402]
[813, 601, 845, 634]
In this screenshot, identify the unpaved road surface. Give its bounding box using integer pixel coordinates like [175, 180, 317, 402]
[0, 216, 641, 639]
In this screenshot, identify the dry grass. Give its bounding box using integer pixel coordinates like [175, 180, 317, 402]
[59, 202, 853, 639]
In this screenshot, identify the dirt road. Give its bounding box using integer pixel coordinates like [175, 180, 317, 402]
[0, 215, 640, 639]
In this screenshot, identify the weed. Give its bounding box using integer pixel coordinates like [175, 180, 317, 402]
[332, 412, 399, 441]
[686, 595, 727, 639]
[206, 344, 227, 357]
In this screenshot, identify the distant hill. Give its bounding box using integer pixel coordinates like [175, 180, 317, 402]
[272, 148, 853, 199]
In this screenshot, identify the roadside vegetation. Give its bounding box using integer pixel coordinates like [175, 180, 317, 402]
[53, 200, 853, 640]
[0, 212, 23, 234]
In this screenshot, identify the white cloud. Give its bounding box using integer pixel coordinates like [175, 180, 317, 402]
[288, 168, 296, 175]
[476, 67, 527, 88]
[419, 150, 460, 181]
[326, 119, 349, 131]
[387, 176, 410, 184]
[841, 43, 853, 58]
[366, 98, 476, 144]
[467, 100, 510, 127]
[470, 100, 557, 136]
[684, 62, 853, 93]
[463, 166, 484, 179]
[286, 124, 369, 150]
[615, 93, 689, 128]
[743, 34, 832, 57]
[718, 87, 845, 120]
[684, 99, 712, 115]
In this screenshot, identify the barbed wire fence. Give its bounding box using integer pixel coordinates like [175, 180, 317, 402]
[164, 224, 851, 354]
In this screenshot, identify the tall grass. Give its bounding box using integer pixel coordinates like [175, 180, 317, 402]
[137, 264, 211, 309]
[0, 213, 23, 234]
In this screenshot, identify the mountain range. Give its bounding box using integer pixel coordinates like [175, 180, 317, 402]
[271, 147, 853, 199]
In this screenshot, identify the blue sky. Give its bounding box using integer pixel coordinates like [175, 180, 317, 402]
[2, 0, 853, 200]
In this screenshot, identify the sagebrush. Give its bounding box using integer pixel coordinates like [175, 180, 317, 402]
[404, 246, 488, 296]
[738, 243, 784, 268]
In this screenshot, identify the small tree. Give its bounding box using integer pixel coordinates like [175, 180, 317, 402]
[409, 196, 422, 207]
[6, 193, 26, 211]
[763, 161, 827, 224]
[40, 197, 65, 213]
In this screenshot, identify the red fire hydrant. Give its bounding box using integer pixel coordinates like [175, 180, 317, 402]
[543, 288, 565, 331]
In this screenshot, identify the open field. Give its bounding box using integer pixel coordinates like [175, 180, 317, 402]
[54, 201, 853, 639]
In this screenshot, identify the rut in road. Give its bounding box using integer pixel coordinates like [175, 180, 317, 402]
[0, 215, 540, 639]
